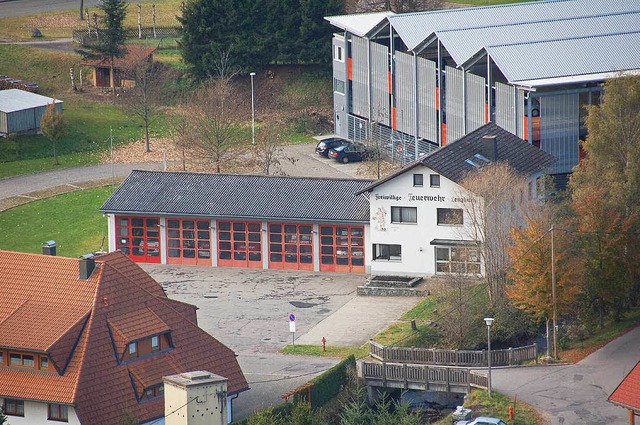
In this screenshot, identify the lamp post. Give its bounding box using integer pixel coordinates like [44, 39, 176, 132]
[250, 72, 256, 145]
[484, 317, 494, 398]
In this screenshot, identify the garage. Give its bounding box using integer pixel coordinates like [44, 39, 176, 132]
[102, 171, 372, 273]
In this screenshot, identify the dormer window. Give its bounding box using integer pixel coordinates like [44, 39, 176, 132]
[143, 384, 164, 401]
[129, 342, 138, 359]
[41, 356, 49, 369]
[151, 335, 159, 351]
[10, 353, 34, 367]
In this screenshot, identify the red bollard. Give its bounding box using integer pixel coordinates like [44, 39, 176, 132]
[321, 337, 327, 352]
[509, 405, 514, 420]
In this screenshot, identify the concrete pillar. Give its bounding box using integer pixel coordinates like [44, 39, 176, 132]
[164, 371, 228, 425]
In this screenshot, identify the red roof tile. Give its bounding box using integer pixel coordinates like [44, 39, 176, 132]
[0, 250, 247, 425]
[609, 359, 640, 412]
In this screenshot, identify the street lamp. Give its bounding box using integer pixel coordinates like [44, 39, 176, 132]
[250, 72, 256, 145]
[484, 317, 494, 398]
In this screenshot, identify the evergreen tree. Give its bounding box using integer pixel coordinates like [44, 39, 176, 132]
[96, 0, 128, 94]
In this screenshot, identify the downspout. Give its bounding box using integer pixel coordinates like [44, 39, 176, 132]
[367, 37, 372, 132]
[227, 392, 240, 424]
[413, 51, 419, 159]
[486, 55, 492, 123]
[389, 24, 395, 132]
[437, 40, 442, 146]
[461, 65, 467, 134]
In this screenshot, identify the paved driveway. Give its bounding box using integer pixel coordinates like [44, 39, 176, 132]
[142, 264, 419, 420]
[493, 325, 640, 424]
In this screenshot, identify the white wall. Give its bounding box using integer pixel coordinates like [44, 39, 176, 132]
[0, 399, 80, 425]
[368, 165, 477, 276]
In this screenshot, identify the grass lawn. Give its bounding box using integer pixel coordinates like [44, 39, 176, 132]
[281, 344, 368, 359]
[0, 0, 183, 41]
[0, 186, 111, 258]
[0, 45, 166, 178]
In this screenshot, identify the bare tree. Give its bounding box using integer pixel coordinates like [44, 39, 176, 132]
[249, 123, 298, 175]
[186, 51, 243, 173]
[120, 47, 167, 152]
[349, 0, 443, 13]
[167, 109, 190, 171]
[455, 162, 530, 305]
[40, 101, 67, 166]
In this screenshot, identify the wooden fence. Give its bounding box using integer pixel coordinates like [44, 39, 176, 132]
[369, 341, 536, 367]
[359, 360, 488, 394]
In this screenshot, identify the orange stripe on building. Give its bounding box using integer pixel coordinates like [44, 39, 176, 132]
[392, 107, 397, 130]
[388, 71, 392, 94]
[435, 87, 440, 110]
[441, 123, 447, 146]
[485, 103, 489, 124]
[347, 58, 353, 81]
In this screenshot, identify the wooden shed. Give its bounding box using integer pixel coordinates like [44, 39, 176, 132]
[0, 89, 63, 135]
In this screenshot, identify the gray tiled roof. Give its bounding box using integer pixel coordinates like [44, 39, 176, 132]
[101, 171, 372, 223]
[358, 123, 556, 194]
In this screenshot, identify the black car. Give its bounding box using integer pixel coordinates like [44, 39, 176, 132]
[315, 137, 350, 157]
[328, 143, 368, 163]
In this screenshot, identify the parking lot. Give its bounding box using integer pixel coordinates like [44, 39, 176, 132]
[142, 263, 419, 420]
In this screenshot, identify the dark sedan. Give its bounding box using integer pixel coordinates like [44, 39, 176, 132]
[328, 143, 368, 163]
[315, 137, 350, 157]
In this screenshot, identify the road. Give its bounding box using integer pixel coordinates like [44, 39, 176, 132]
[493, 326, 640, 424]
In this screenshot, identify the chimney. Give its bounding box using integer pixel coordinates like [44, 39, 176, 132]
[164, 371, 228, 425]
[481, 135, 498, 161]
[42, 240, 56, 256]
[79, 253, 96, 280]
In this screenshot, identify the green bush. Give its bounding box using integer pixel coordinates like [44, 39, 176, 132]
[295, 355, 356, 409]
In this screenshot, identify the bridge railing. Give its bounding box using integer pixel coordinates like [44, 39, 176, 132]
[369, 340, 536, 367]
[360, 360, 488, 392]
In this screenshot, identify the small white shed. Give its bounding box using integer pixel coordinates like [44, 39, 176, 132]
[0, 89, 63, 135]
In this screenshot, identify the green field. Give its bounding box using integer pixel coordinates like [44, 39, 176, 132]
[0, 187, 111, 257]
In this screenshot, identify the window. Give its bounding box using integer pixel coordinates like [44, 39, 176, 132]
[437, 208, 463, 225]
[4, 399, 24, 417]
[334, 45, 344, 62]
[333, 78, 345, 94]
[40, 356, 49, 370]
[151, 335, 160, 351]
[143, 384, 164, 400]
[9, 353, 35, 368]
[0, 351, 3, 365]
[430, 174, 440, 187]
[373, 244, 402, 261]
[129, 342, 138, 359]
[48, 404, 69, 422]
[413, 174, 423, 187]
[436, 246, 481, 274]
[391, 207, 417, 224]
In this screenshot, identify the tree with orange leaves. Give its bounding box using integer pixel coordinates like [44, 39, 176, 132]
[506, 206, 580, 327]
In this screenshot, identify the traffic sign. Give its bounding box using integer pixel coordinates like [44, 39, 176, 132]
[289, 313, 296, 322]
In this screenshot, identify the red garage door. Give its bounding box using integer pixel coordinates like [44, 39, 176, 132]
[166, 218, 212, 266]
[115, 216, 161, 263]
[217, 221, 262, 268]
[319, 225, 365, 273]
[268, 223, 314, 271]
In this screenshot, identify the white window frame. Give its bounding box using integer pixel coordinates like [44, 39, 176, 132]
[391, 206, 417, 224]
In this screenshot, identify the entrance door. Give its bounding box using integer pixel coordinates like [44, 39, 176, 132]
[217, 221, 262, 268]
[336, 113, 342, 136]
[319, 225, 365, 273]
[166, 219, 212, 266]
[268, 223, 314, 271]
[115, 216, 161, 263]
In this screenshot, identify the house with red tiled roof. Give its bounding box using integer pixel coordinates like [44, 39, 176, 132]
[609, 359, 640, 425]
[0, 250, 248, 425]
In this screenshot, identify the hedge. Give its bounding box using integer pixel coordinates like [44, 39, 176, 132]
[294, 355, 356, 409]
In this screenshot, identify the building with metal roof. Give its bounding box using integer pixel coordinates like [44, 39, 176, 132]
[325, 0, 640, 178]
[0, 89, 63, 135]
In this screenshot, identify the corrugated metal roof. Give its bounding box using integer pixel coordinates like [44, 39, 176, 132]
[102, 171, 372, 223]
[325, 11, 394, 38]
[488, 31, 640, 85]
[0, 89, 62, 113]
[387, 0, 640, 52]
[439, 11, 640, 66]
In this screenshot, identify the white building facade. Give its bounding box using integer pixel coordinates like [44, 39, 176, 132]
[0, 398, 80, 425]
[366, 165, 480, 277]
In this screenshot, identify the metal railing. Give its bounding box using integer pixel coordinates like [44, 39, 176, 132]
[369, 341, 537, 367]
[359, 360, 487, 393]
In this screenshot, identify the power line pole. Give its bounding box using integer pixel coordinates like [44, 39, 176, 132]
[551, 225, 558, 359]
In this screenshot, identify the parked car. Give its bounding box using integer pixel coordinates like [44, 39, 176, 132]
[455, 417, 507, 425]
[315, 137, 350, 157]
[328, 143, 368, 163]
